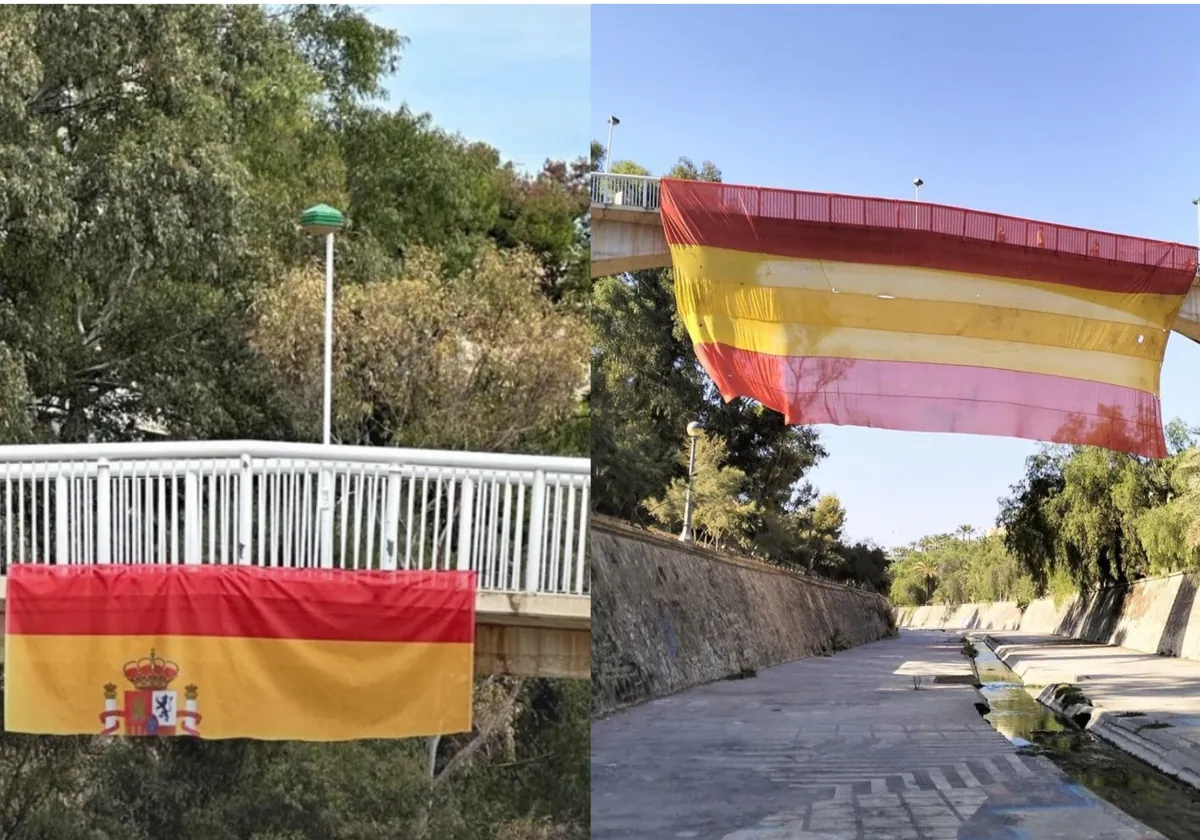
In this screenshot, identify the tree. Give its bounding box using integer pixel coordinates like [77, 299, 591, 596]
[251, 243, 588, 453]
[803, 493, 847, 573]
[1, 6, 590, 447]
[644, 431, 759, 550]
[0, 5, 396, 443]
[890, 417, 1200, 610]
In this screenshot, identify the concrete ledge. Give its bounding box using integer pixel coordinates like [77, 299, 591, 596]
[475, 624, 588, 680]
[986, 634, 1200, 792]
[475, 591, 589, 630]
[592, 205, 661, 225]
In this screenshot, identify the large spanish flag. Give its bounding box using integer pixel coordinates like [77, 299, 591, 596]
[4, 564, 475, 740]
[661, 179, 1198, 458]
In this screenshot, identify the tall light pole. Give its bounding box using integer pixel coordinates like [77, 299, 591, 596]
[1192, 198, 1200, 254]
[679, 421, 704, 543]
[604, 115, 620, 174]
[301, 203, 344, 570]
[300, 204, 345, 446]
[913, 178, 924, 202]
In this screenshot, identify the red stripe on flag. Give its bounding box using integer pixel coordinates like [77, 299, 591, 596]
[695, 343, 1167, 459]
[660, 179, 1196, 297]
[5, 565, 476, 643]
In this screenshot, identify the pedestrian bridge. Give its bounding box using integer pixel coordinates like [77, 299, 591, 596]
[589, 172, 1200, 344]
[0, 441, 590, 679]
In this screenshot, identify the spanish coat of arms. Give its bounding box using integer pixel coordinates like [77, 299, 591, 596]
[100, 649, 201, 736]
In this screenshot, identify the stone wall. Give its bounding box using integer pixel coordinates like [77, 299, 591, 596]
[895, 571, 1200, 659]
[591, 516, 894, 717]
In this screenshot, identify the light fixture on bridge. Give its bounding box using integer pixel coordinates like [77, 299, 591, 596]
[605, 115, 620, 174]
[300, 204, 345, 447]
[1192, 198, 1200, 253]
[679, 421, 704, 544]
[913, 178, 924, 202]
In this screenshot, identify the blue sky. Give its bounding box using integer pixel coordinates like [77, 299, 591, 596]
[591, 3, 1200, 549]
[365, 4, 589, 171]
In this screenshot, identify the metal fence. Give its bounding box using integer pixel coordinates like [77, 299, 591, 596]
[589, 173, 661, 212]
[0, 441, 590, 596]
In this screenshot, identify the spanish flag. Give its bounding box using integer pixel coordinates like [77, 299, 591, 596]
[661, 179, 1198, 459]
[4, 564, 475, 740]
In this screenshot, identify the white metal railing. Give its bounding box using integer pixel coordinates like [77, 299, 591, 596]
[589, 173, 661, 212]
[0, 441, 590, 597]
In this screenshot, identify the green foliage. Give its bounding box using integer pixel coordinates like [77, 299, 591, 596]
[0, 5, 589, 446]
[644, 431, 759, 549]
[996, 421, 1200, 597]
[894, 419, 1200, 608]
[887, 530, 1039, 607]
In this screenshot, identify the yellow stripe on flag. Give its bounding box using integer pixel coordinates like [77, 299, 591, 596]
[5, 633, 474, 741]
[678, 314, 1161, 395]
[675, 279, 1167, 361]
[669, 245, 1184, 330]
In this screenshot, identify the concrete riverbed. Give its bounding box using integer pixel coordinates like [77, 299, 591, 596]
[592, 630, 1162, 839]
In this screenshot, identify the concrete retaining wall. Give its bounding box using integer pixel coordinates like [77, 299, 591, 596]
[896, 571, 1200, 659]
[894, 602, 1025, 631]
[591, 517, 894, 716]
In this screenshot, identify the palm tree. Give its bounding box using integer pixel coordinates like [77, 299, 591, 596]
[910, 559, 939, 603]
[956, 524, 976, 542]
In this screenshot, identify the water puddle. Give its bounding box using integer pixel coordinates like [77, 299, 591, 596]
[967, 635, 1200, 839]
[972, 644, 1064, 747]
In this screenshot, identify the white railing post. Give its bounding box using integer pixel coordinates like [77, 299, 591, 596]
[54, 473, 68, 564]
[525, 470, 546, 593]
[238, 454, 253, 564]
[575, 483, 589, 595]
[96, 460, 111, 565]
[319, 467, 334, 569]
[382, 466, 402, 571]
[456, 477, 474, 572]
[184, 469, 200, 565]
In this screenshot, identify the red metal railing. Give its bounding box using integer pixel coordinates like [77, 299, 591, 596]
[663, 178, 1197, 272]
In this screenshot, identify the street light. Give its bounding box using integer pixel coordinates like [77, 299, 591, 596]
[679, 421, 704, 543]
[604, 115, 620, 174]
[913, 178, 924, 202]
[1192, 198, 1200, 253]
[300, 203, 345, 446]
[301, 203, 345, 570]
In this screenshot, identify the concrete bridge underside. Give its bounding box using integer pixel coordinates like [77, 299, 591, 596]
[591, 202, 1200, 345]
[0, 578, 589, 680]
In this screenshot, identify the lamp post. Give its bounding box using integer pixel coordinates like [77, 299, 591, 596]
[300, 203, 345, 446]
[605, 115, 620, 174]
[1192, 198, 1200, 254]
[679, 421, 704, 543]
[301, 203, 344, 570]
[913, 178, 924, 202]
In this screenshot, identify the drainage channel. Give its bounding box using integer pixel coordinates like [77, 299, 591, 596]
[968, 637, 1200, 840]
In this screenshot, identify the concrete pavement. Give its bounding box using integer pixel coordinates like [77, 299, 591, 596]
[592, 630, 1162, 840]
[988, 632, 1200, 789]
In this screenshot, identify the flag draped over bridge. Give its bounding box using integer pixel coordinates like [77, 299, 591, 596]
[660, 179, 1198, 458]
[4, 565, 476, 740]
